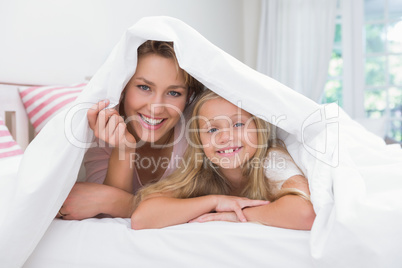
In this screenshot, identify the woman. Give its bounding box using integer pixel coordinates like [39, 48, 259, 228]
[57, 41, 204, 220]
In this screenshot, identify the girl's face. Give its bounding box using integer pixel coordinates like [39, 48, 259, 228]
[124, 53, 188, 144]
[198, 98, 258, 170]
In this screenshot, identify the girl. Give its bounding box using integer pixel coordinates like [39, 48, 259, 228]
[129, 90, 316, 230]
[57, 41, 204, 220]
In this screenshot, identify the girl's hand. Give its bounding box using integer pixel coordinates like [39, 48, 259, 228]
[87, 100, 136, 150]
[189, 212, 240, 223]
[214, 195, 269, 222]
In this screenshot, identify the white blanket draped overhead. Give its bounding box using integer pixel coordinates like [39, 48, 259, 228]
[1, 16, 402, 267]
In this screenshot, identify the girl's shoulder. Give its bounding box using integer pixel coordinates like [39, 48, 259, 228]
[263, 148, 303, 184]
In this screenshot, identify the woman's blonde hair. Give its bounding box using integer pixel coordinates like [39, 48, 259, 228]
[133, 90, 309, 207]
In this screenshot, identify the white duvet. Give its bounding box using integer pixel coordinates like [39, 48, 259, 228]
[24, 220, 311, 268]
[1, 16, 402, 267]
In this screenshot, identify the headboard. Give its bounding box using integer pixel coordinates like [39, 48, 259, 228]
[0, 83, 32, 150]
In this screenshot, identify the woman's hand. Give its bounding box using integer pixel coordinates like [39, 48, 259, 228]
[214, 195, 269, 222]
[55, 182, 106, 220]
[55, 182, 134, 220]
[87, 100, 136, 150]
[189, 212, 240, 223]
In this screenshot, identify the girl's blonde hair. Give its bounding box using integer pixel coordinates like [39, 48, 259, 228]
[134, 90, 310, 207]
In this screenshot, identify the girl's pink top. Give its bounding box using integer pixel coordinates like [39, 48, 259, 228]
[83, 119, 188, 194]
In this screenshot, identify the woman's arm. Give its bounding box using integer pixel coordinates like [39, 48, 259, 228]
[131, 195, 269, 230]
[63, 144, 135, 219]
[242, 175, 315, 230]
[87, 100, 137, 193]
[59, 182, 135, 220]
[103, 148, 135, 192]
[58, 101, 138, 220]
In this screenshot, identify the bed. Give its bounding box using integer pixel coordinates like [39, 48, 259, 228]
[0, 83, 313, 267]
[1, 16, 402, 268]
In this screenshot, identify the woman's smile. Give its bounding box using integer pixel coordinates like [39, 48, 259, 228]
[138, 113, 166, 130]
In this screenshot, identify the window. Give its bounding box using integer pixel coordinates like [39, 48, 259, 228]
[364, 0, 402, 142]
[322, 0, 402, 143]
[322, 11, 343, 107]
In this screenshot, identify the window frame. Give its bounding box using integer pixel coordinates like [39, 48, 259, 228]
[324, 0, 402, 142]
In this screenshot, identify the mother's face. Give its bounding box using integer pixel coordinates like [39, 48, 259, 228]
[123, 53, 188, 144]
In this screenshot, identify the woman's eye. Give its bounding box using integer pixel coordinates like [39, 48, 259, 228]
[234, 122, 244, 128]
[168, 91, 182, 97]
[138, 85, 150, 91]
[207, 128, 218, 133]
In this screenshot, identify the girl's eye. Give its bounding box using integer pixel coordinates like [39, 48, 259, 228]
[168, 91, 182, 97]
[138, 85, 150, 91]
[207, 128, 218, 133]
[234, 122, 244, 128]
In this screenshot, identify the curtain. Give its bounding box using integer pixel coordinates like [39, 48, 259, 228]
[257, 0, 337, 102]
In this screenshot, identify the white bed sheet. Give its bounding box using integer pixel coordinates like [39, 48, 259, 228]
[0, 154, 309, 268]
[0, 155, 22, 182]
[24, 219, 312, 268]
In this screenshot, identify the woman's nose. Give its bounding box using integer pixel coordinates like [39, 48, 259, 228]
[148, 95, 166, 115]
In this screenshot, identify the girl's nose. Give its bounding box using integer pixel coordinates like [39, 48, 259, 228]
[217, 128, 233, 145]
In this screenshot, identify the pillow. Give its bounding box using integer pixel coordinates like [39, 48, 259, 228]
[18, 83, 86, 133]
[0, 116, 23, 158]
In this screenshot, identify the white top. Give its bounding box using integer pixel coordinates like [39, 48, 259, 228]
[264, 149, 304, 190]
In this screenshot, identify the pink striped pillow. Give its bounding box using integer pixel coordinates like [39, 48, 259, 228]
[0, 116, 23, 158]
[19, 83, 86, 133]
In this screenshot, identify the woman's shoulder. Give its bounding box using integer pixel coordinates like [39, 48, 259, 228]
[84, 139, 113, 161]
[82, 139, 114, 184]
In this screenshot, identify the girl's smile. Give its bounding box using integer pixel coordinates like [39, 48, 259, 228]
[198, 98, 258, 170]
[216, 146, 243, 156]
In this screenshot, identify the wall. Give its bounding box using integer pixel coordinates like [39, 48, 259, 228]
[243, 0, 261, 69]
[0, 0, 260, 85]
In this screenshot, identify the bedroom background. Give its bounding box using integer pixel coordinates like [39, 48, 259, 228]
[1, 1, 402, 267]
[0, 0, 401, 145]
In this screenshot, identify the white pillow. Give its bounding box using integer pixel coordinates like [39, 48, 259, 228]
[18, 83, 86, 133]
[0, 116, 23, 159]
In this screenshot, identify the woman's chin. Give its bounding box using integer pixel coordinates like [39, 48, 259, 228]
[129, 120, 176, 147]
[135, 130, 172, 146]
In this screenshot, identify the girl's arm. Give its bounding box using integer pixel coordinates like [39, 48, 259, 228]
[131, 194, 269, 230]
[242, 175, 315, 230]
